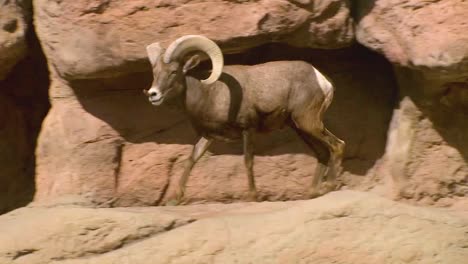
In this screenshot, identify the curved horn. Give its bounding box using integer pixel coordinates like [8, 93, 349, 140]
[164, 35, 224, 85]
[146, 42, 163, 66]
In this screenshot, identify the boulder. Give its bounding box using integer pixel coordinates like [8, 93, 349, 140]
[355, 0, 468, 75]
[1, 191, 467, 264]
[376, 68, 468, 205]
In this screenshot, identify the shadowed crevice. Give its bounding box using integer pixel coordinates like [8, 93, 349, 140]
[0, 4, 50, 214]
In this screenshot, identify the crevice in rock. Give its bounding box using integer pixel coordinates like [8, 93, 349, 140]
[113, 142, 124, 192]
[311, 0, 343, 24]
[155, 154, 181, 206]
[11, 248, 38, 260]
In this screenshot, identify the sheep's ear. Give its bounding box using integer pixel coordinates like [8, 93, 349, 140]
[146, 43, 163, 66]
[183, 54, 201, 74]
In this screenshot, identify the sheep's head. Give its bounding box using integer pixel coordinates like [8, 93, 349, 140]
[144, 35, 224, 106]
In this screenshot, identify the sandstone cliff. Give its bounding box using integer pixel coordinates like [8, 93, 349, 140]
[1, 1, 467, 262]
[0, 0, 466, 211]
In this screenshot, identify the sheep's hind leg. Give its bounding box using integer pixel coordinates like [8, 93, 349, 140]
[243, 130, 258, 201]
[293, 127, 331, 198]
[310, 127, 345, 193]
[321, 128, 344, 184]
[167, 137, 212, 206]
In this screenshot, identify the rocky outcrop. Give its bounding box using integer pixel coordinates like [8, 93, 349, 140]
[34, 0, 370, 206]
[355, 0, 468, 73]
[0, 0, 30, 80]
[378, 68, 468, 205]
[355, 0, 468, 204]
[1, 191, 467, 264]
[34, 0, 353, 79]
[2, 0, 467, 212]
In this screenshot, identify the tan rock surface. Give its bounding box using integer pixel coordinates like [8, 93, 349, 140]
[33, 0, 353, 79]
[355, 0, 468, 74]
[354, 0, 468, 205]
[377, 68, 468, 206]
[29, 0, 468, 211]
[0, 0, 30, 80]
[1, 191, 467, 264]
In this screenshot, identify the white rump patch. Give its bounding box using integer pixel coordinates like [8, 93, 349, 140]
[313, 67, 334, 110]
[313, 67, 332, 95]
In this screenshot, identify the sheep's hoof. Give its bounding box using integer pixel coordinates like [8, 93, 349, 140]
[165, 199, 181, 206]
[308, 189, 321, 199]
[321, 181, 337, 193]
[246, 190, 258, 202]
[308, 182, 338, 199]
[166, 192, 184, 206]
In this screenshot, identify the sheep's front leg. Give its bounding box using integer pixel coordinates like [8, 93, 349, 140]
[169, 137, 212, 205]
[243, 130, 258, 201]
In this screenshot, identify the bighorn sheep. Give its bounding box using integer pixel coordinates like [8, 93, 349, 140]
[144, 35, 344, 204]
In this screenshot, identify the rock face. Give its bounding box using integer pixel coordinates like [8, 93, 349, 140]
[34, 0, 354, 79]
[0, 0, 30, 80]
[2, 0, 466, 212]
[379, 69, 468, 205]
[34, 0, 372, 206]
[1, 191, 467, 264]
[355, 0, 468, 204]
[355, 0, 468, 73]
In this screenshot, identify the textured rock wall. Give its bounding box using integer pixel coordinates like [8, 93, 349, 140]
[355, 0, 468, 72]
[355, 0, 468, 205]
[34, 0, 365, 206]
[1, 0, 467, 211]
[34, 0, 353, 79]
[380, 68, 468, 205]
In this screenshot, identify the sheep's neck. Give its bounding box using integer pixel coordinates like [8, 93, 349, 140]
[182, 74, 209, 111]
